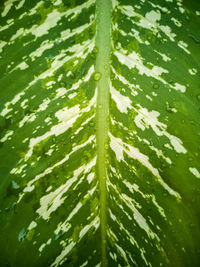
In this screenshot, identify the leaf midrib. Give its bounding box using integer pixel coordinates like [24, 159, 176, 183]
[95, 0, 112, 266]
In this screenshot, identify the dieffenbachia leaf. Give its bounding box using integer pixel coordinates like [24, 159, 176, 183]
[0, 0, 200, 266]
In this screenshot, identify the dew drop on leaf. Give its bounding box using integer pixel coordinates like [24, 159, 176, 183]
[93, 46, 99, 53]
[188, 34, 200, 44]
[196, 94, 200, 101]
[94, 72, 102, 81]
[59, 81, 66, 87]
[160, 7, 169, 14]
[89, 121, 95, 127]
[18, 228, 26, 242]
[4, 207, 10, 213]
[11, 180, 20, 189]
[70, 72, 75, 79]
[104, 144, 109, 149]
[186, 15, 190, 22]
[188, 157, 193, 162]
[166, 106, 174, 113]
[153, 83, 159, 89]
[98, 104, 102, 109]
[26, 229, 35, 240]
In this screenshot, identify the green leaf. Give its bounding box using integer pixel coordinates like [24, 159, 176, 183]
[0, 0, 200, 266]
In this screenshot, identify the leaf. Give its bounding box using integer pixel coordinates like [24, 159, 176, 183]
[0, 0, 200, 266]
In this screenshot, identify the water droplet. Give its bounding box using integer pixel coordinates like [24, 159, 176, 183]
[105, 154, 109, 159]
[59, 81, 66, 87]
[12, 180, 20, 189]
[47, 54, 54, 59]
[166, 106, 174, 113]
[104, 144, 109, 150]
[110, 73, 115, 80]
[70, 72, 75, 79]
[104, 64, 108, 70]
[93, 46, 98, 53]
[188, 157, 193, 162]
[98, 104, 102, 109]
[18, 228, 27, 242]
[89, 121, 95, 127]
[189, 223, 195, 228]
[160, 7, 169, 14]
[153, 83, 159, 89]
[196, 94, 200, 101]
[4, 207, 10, 212]
[188, 34, 200, 44]
[94, 72, 102, 81]
[186, 15, 190, 22]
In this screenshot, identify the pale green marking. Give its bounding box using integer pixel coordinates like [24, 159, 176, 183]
[1, 0, 16, 17]
[178, 40, 190, 55]
[27, 221, 37, 230]
[110, 84, 132, 113]
[109, 133, 181, 199]
[0, 130, 14, 142]
[188, 68, 197, 75]
[51, 217, 100, 267]
[189, 167, 200, 179]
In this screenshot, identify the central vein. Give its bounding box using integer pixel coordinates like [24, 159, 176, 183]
[95, 0, 112, 266]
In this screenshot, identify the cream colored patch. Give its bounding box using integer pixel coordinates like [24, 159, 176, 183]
[189, 167, 200, 179]
[134, 106, 187, 153]
[109, 132, 181, 199]
[110, 84, 132, 113]
[115, 50, 168, 81]
[51, 217, 99, 267]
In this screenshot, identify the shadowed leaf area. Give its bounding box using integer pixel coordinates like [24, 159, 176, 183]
[0, 0, 200, 266]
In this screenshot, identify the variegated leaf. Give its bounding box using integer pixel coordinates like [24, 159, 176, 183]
[0, 0, 200, 266]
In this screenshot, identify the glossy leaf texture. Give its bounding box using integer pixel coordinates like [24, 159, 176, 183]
[0, 0, 200, 266]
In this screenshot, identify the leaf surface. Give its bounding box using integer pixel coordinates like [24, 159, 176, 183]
[0, 0, 200, 266]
